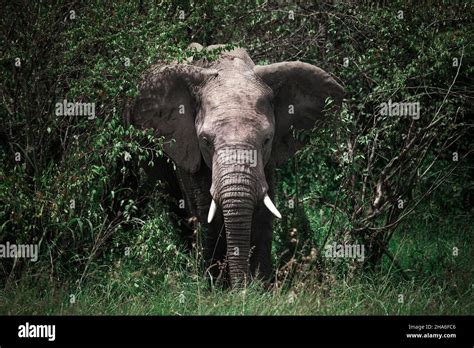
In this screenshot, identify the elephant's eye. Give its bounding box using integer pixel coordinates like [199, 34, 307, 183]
[264, 137, 272, 147]
[201, 136, 212, 148]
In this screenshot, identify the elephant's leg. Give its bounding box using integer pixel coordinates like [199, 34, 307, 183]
[202, 215, 227, 281]
[249, 167, 276, 283]
[177, 167, 227, 281]
[196, 195, 227, 282]
[250, 203, 274, 282]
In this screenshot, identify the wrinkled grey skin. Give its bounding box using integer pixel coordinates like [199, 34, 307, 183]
[124, 43, 344, 286]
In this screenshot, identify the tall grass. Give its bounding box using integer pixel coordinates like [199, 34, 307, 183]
[1, 212, 471, 315]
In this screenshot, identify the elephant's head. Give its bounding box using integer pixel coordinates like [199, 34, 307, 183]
[126, 47, 344, 285]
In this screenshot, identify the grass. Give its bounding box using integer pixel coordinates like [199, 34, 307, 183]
[0, 271, 470, 315]
[0, 211, 472, 315]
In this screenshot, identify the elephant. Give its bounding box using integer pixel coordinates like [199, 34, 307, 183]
[123, 43, 344, 286]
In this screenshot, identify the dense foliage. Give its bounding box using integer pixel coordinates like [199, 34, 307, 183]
[0, 0, 472, 314]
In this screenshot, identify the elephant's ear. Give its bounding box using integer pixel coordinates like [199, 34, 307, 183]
[127, 64, 217, 173]
[254, 62, 344, 166]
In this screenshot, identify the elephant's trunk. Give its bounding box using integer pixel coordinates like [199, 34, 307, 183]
[218, 172, 256, 286]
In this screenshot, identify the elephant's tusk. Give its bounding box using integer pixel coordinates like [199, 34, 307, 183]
[263, 194, 282, 219]
[207, 199, 217, 223]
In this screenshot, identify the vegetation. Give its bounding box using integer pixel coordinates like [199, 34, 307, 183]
[0, 0, 472, 315]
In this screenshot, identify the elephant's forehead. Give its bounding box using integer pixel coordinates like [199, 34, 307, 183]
[197, 62, 274, 132]
[201, 75, 272, 109]
[203, 89, 263, 108]
[206, 113, 272, 144]
[202, 58, 272, 95]
[200, 93, 274, 129]
[197, 105, 274, 138]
